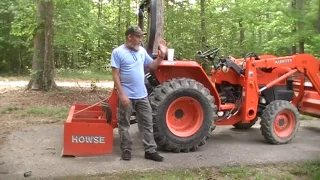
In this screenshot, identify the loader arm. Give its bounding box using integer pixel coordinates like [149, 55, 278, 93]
[241, 53, 320, 121]
[253, 54, 320, 94]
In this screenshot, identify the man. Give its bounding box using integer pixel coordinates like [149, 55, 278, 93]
[110, 25, 167, 162]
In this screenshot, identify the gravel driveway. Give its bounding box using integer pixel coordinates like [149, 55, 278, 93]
[0, 120, 319, 180]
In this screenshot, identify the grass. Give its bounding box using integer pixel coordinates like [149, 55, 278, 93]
[0, 106, 22, 114]
[21, 106, 68, 118]
[290, 160, 320, 179]
[0, 69, 113, 81]
[1, 105, 68, 124]
[0, 75, 30, 81]
[300, 114, 318, 120]
[53, 160, 320, 180]
[56, 69, 112, 81]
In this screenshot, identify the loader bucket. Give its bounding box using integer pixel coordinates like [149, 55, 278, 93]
[293, 78, 320, 118]
[61, 104, 114, 157]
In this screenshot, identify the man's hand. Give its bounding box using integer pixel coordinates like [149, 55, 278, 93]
[119, 93, 131, 108]
[158, 39, 168, 59]
[146, 39, 168, 71]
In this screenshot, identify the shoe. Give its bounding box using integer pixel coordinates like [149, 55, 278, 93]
[145, 152, 164, 162]
[121, 150, 131, 161]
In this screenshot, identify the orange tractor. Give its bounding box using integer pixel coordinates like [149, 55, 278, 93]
[61, 0, 320, 157]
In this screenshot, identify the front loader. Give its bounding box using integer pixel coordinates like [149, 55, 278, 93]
[61, 0, 320, 157]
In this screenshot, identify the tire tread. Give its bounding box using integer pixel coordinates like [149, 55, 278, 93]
[150, 77, 218, 152]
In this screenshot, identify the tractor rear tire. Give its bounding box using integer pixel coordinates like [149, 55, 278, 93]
[149, 78, 218, 153]
[233, 118, 258, 129]
[260, 100, 300, 144]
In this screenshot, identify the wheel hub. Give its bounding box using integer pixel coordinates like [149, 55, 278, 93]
[166, 97, 204, 137]
[277, 117, 288, 129]
[174, 109, 184, 119]
[274, 110, 296, 138]
[278, 118, 285, 126]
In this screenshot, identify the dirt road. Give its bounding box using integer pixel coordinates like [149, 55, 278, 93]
[0, 80, 114, 94]
[0, 120, 319, 180]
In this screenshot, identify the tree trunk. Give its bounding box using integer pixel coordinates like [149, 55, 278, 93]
[291, 0, 297, 54]
[117, 0, 122, 46]
[235, 0, 244, 53]
[200, 0, 206, 49]
[97, 0, 102, 60]
[199, 0, 210, 75]
[297, 0, 304, 53]
[43, 0, 55, 90]
[251, 27, 255, 51]
[266, 13, 272, 41]
[152, 0, 164, 54]
[125, 0, 131, 27]
[317, 0, 320, 33]
[28, 0, 56, 91]
[239, 20, 245, 49]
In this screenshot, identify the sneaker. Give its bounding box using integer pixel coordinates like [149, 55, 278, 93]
[121, 150, 131, 161]
[144, 152, 164, 162]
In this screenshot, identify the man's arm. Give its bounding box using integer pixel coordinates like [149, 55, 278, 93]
[144, 39, 168, 71]
[144, 48, 166, 71]
[110, 49, 131, 107]
[110, 50, 125, 96]
[146, 56, 164, 71]
[146, 39, 168, 71]
[112, 68, 125, 96]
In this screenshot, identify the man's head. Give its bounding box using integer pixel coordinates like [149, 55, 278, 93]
[125, 25, 146, 51]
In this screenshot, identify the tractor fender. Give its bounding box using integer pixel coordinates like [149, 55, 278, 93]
[152, 60, 221, 107]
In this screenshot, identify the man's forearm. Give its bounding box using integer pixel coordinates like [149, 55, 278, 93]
[148, 56, 164, 71]
[112, 73, 125, 96]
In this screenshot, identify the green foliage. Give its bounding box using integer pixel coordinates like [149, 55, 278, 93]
[1, 0, 320, 76]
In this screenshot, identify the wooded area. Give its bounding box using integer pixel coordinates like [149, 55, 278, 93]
[0, 0, 320, 88]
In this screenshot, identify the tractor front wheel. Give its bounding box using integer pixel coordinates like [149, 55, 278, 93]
[149, 78, 218, 153]
[260, 100, 300, 144]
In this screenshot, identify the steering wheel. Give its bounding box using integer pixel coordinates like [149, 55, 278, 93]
[197, 47, 220, 66]
[198, 48, 246, 75]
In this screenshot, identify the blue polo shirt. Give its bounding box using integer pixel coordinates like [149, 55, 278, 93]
[110, 44, 153, 99]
